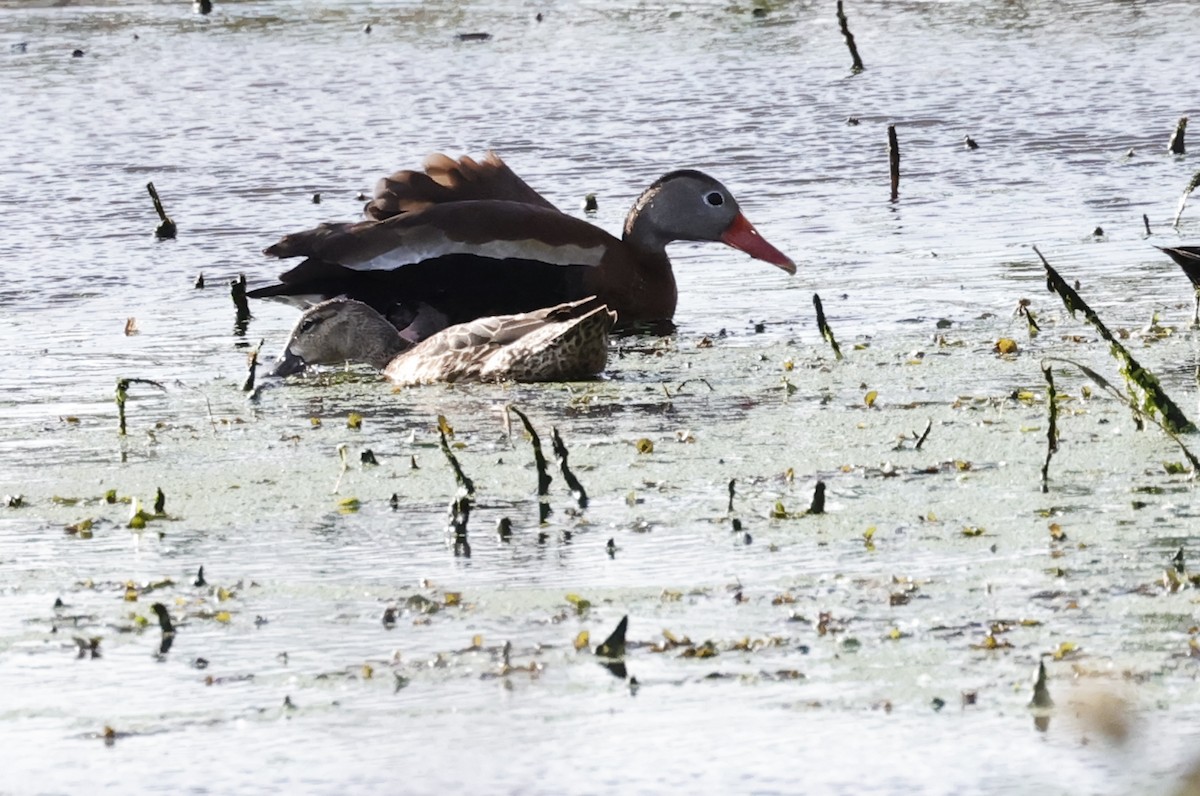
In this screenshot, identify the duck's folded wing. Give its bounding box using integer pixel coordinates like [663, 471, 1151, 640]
[366, 152, 559, 221]
[263, 201, 611, 273]
[249, 202, 614, 329]
[432, 298, 609, 351]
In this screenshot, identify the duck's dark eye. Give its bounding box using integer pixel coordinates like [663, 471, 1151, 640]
[705, 191, 724, 207]
[300, 317, 317, 333]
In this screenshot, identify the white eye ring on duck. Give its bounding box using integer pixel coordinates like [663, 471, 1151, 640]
[704, 190, 725, 207]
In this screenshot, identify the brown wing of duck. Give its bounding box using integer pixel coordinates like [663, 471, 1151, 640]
[365, 152, 559, 221]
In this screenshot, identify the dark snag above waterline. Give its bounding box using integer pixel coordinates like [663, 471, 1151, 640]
[812, 293, 843, 360]
[887, 125, 900, 201]
[808, 481, 826, 515]
[1169, 116, 1187, 155]
[595, 615, 628, 659]
[146, 182, 176, 239]
[231, 274, 252, 335]
[836, 1, 864, 73]
[551, 427, 587, 509]
[509, 406, 553, 523]
[1040, 362, 1059, 494]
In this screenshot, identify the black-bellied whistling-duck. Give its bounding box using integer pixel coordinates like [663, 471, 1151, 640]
[249, 153, 794, 341]
[1157, 245, 1200, 326]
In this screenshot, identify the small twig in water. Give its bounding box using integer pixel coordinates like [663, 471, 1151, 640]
[1143, 214, 1152, 237]
[1169, 116, 1188, 155]
[836, 1, 864, 72]
[1040, 363, 1059, 493]
[551, 427, 588, 510]
[915, 419, 932, 451]
[887, 125, 900, 201]
[332, 443, 349, 494]
[808, 481, 826, 515]
[115, 377, 166, 436]
[242, 339, 264, 392]
[813, 293, 843, 360]
[508, 406, 552, 523]
[146, 182, 176, 239]
[727, 478, 736, 514]
[231, 274, 251, 332]
[1172, 170, 1200, 229]
[437, 415, 475, 497]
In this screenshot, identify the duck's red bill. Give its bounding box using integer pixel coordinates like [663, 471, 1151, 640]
[721, 212, 796, 274]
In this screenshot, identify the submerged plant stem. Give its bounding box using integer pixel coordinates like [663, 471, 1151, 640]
[1035, 246, 1194, 434]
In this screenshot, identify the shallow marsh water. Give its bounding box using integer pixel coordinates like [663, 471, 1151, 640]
[3, 0, 1200, 793]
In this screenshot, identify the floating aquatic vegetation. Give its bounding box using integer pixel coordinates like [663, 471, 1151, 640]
[635, 438, 654, 454]
[347, 412, 363, 430]
[565, 593, 591, 617]
[1036, 247, 1194, 434]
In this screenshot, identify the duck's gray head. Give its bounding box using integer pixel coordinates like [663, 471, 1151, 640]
[270, 298, 404, 377]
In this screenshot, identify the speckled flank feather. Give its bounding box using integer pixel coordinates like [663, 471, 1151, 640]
[384, 299, 615, 386]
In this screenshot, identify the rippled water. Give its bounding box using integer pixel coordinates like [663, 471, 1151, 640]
[3, 1, 1200, 793]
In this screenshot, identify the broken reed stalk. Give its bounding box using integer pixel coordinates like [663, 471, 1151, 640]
[812, 293, 843, 360]
[1035, 246, 1194, 434]
[594, 615, 628, 659]
[448, 496, 471, 557]
[836, 1, 864, 72]
[808, 481, 826, 514]
[887, 125, 900, 201]
[508, 406, 552, 523]
[231, 274, 252, 327]
[146, 182, 176, 239]
[550, 427, 588, 509]
[1043, 356, 1200, 477]
[727, 478, 736, 514]
[115, 377, 166, 436]
[1172, 170, 1200, 229]
[1169, 116, 1188, 155]
[242, 339, 263, 392]
[915, 419, 932, 450]
[436, 416, 475, 498]
[1040, 363, 1059, 493]
[1143, 214, 1152, 236]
